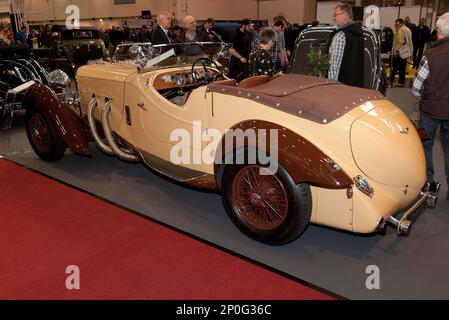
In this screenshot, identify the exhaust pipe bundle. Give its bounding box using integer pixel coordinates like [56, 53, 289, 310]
[87, 95, 139, 163]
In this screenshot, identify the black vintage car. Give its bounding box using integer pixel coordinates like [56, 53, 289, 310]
[0, 45, 50, 129]
[289, 26, 388, 95]
[57, 28, 108, 76]
[379, 26, 394, 54]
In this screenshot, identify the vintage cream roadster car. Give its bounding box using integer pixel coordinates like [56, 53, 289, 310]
[23, 42, 440, 245]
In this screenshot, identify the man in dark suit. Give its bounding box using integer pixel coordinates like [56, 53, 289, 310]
[151, 12, 172, 45]
[413, 17, 431, 68]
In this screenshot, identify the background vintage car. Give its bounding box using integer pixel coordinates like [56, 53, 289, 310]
[379, 26, 394, 54]
[57, 28, 108, 76]
[21, 42, 438, 245]
[0, 45, 49, 130]
[289, 25, 388, 95]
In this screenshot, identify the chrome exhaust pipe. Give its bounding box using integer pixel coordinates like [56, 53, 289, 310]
[387, 216, 411, 236]
[386, 181, 440, 236]
[102, 99, 140, 163]
[426, 181, 440, 208]
[87, 96, 114, 155]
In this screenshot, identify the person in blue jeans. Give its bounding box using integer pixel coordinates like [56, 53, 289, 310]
[412, 12, 449, 198]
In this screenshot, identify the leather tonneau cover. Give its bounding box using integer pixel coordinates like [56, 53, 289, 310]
[207, 74, 385, 124]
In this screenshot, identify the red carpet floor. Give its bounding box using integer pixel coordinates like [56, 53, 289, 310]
[0, 159, 333, 300]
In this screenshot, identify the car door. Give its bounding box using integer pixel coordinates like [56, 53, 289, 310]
[123, 70, 212, 172]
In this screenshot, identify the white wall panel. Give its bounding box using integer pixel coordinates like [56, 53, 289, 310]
[379, 7, 399, 29]
[317, 4, 422, 30]
[73, 0, 92, 19]
[53, 0, 71, 20]
[25, 0, 171, 21]
[90, 0, 114, 18]
[258, 0, 316, 24]
[24, 0, 315, 24]
[398, 5, 421, 25]
[0, 0, 10, 13]
[178, 0, 257, 21]
[260, 0, 296, 23]
[109, 0, 170, 18]
[316, 1, 339, 25]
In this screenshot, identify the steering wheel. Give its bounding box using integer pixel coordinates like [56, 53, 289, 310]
[191, 57, 224, 84]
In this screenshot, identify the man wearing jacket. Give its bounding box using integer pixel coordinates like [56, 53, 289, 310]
[228, 19, 253, 81]
[151, 12, 172, 45]
[328, 3, 365, 88]
[413, 18, 431, 68]
[412, 12, 449, 198]
[391, 18, 407, 87]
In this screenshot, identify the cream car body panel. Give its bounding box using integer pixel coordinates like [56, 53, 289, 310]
[351, 101, 427, 188]
[115, 67, 213, 175]
[77, 64, 136, 131]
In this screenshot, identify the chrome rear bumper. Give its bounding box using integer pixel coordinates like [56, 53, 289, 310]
[387, 181, 440, 235]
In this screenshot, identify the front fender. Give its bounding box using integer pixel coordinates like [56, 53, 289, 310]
[22, 83, 91, 156]
[215, 120, 353, 190]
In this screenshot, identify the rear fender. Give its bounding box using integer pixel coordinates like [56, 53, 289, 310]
[22, 83, 91, 156]
[215, 120, 353, 190]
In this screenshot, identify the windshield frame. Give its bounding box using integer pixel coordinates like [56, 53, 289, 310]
[112, 41, 231, 73]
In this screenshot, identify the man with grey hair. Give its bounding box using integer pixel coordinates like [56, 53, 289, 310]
[328, 3, 364, 87]
[151, 12, 172, 45]
[174, 15, 205, 55]
[175, 15, 204, 43]
[412, 12, 449, 198]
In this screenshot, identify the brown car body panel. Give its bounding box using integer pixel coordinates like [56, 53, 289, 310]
[215, 120, 354, 190]
[22, 83, 91, 156]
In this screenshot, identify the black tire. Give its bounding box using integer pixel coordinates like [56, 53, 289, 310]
[25, 107, 66, 162]
[221, 159, 312, 245]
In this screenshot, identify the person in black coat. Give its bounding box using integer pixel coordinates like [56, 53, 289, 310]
[249, 28, 276, 77]
[151, 12, 172, 45]
[138, 25, 150, 42]
[413, 18, 431, 68]
[228, 19, 253, 81]
[201, 18, 221, 42]
[109, 26, 123, 49]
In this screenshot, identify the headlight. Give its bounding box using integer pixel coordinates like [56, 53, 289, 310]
[49, 69, 71, 89]
[128, 45, 145, 60]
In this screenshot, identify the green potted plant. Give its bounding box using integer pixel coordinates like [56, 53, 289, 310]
[306, 48, 330, 78]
